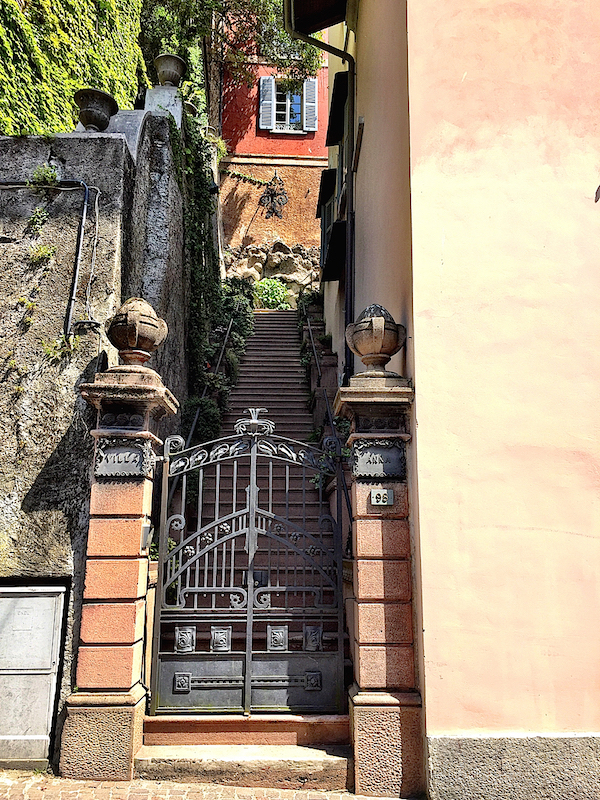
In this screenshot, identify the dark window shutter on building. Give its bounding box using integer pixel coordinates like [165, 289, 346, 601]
[303, 78, 319, 131]
[259, 76, 276, 129]
[316, 169, 337, 218]
[322, 220, 347, 281]
[325, 72, 349, 146]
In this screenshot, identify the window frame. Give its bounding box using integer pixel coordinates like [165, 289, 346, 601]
[274, 84, 303, 133]
[258, 76, 318, 134]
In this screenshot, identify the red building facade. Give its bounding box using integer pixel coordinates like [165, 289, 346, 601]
[220, 63, 328, 249]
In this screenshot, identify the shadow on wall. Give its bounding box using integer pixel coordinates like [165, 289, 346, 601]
[20, 355, 99, 768]
[221, 182, 257, 246]
[222, 70, 257, 151]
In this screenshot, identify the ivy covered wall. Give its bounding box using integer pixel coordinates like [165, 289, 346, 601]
[0, 0, 144, 135]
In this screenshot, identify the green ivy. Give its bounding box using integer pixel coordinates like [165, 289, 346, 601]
[0, 0, 146, 135]
[169, 113, 254, 446]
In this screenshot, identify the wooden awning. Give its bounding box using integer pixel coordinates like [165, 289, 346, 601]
[292, 0, 347, 35]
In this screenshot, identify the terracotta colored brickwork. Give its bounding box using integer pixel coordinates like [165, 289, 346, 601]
[349, 482, 414, 690]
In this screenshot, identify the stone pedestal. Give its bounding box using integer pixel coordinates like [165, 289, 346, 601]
[60, 363, 178, 780]
[335, 373, 424, 797]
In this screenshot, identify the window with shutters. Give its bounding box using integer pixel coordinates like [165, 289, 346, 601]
[275, 86, 303, 131]
[259, 76, 318, 133]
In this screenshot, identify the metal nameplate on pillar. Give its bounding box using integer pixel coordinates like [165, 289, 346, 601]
[94, 436, 156, 479]
[351, 438, 406, 480]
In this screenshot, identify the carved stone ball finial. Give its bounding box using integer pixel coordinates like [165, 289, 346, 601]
[345, 304, 406, 374]
[106, 298, 168, 368]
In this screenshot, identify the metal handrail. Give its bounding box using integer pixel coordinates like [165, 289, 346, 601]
[302, 309, 353, 541]
[167, 314, 236, 506]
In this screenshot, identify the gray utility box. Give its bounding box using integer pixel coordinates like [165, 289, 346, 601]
[0, 586, 66, 768]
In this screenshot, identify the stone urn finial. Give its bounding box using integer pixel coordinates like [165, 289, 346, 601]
[154, 54, 187, 87]
[345, 304, 406, 374]
[74, 88, 119, 132]
[106, 298, 168, 368]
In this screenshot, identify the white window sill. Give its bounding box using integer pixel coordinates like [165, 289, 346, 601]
[270, 129, 309, 135]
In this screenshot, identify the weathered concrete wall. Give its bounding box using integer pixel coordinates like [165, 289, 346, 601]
[123, 115, 187, 430]
[0, 122, 187, 763]
[0, 134, 133, 724]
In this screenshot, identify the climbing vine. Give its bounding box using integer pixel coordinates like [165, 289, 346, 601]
[0, 0, 146, 135]
[169, 112, 254, 445]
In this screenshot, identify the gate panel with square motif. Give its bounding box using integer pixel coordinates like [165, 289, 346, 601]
[151, 409, 345, 714]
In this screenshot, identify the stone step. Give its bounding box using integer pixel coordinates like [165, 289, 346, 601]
[244, 338, 301, 343]
[241, 353, 303, 360]
[235, 370, 306, 378]
[226, 399, 309, 405]
[142, 714, 350, 747]
[233, 380, 308, 388]
[240, 359, 302, 365]
[134, 744, 352, 790]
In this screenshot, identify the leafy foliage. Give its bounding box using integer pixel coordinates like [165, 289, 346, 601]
[139, 0, 322, 97]
[30, 163, 58, 186]
[254, 277, 291, 310]
[28, 244, 56, 265]
[0, 0, 145, 135]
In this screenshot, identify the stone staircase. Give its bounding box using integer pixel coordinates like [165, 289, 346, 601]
[220, 310, 314, 441]
[139, 311, 351, 789]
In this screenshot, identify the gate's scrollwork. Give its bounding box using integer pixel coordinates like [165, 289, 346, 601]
[151, 409, 345, 714]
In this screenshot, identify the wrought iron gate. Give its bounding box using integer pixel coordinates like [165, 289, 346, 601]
[151, 409, 345, 714]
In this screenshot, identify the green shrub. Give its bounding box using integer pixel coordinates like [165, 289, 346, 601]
[254, 278, 291, 310]
[29, 244, 55, 265]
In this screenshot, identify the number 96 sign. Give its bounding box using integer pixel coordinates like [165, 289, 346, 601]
[370, 489, 393, 506]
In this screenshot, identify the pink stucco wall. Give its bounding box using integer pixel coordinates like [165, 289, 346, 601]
[406, 0, 600, 734]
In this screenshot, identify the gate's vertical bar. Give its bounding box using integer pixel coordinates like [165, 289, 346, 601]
[244, 433, 258, 714]
[150, 445, 171, 714]
[335, 449, 345, 711]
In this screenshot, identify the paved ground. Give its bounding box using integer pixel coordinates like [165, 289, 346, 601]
[0, 772, 399, 800]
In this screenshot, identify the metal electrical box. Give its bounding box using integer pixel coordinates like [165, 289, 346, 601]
[0, 586, 66, 767]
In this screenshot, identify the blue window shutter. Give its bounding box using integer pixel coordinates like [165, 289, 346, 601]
[303, 78, 318, 131]
[259, 76, 276, 130]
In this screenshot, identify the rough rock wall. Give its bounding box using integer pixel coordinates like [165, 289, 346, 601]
[0, 124, 186, 734]
[123, 115, 187, 434]
[225, 241, 320, 307]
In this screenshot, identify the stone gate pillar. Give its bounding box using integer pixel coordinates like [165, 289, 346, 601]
[59, 299, 178, 780]
[335, 306, 424, 797]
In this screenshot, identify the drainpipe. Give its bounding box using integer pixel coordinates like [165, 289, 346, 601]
[0, 179, 91, 338]
[283, 0, 356, 384]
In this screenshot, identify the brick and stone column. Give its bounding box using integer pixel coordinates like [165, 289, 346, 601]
[59, 299, 178, 780]
[335, 306, 424, 797]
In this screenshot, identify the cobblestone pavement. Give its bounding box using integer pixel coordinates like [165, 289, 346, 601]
[0, 772, 399, 800]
